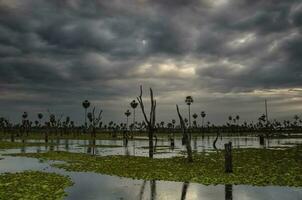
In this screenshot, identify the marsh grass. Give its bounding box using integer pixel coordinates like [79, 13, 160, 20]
[0, 171, 73, 200]
[9, 145, 302, 187]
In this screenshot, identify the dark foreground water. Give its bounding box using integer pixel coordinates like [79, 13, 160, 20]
[1, 136, 302, 200]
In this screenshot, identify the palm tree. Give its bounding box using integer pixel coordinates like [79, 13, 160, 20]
[192, 113, 198, 128]
[172, 119, 176, 128]
[38, 113, 43, 126]
[22, 112, 28, 120]
[200, 111, 206, 128]
[130, 100, 138, 127]
[228, 115, 233, 124]
[236, 115, 240, 123]
[160, 121, 165, 128]
[82, 100, 90, 129]
[185, 96, 193, 128]
[21, 112, 28, 136]
[124, 109, 131, 129]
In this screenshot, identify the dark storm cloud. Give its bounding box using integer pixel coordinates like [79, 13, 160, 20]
[0, 0, 302, 123]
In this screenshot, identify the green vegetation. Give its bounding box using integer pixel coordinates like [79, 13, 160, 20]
[9, 146, 302, 187]
[0, 171, 73, 200]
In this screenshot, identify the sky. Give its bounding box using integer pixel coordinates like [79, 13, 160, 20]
[0, 0, 302, 125]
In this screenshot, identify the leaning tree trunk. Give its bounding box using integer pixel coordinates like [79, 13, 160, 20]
[213, 130, 220, 150]
[176, 105, 193, 162]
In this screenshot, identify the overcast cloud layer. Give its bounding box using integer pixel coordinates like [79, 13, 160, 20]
[0, 0, 302, 124]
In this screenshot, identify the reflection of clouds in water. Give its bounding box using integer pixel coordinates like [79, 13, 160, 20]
[235, 185, 302, 200]
[0, 151, 302, 199]
[2, 136, 302, 158]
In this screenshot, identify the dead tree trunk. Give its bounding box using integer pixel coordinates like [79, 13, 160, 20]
[181, 182, 189, 200]
[224, 142, 233, 173]
[213, 129, 220, 150]
[150, 180, 156, 200]
[176, 105, 193, 162]
[259, 135, 264, 146]
[225, 184, 233, 200]
[137, 86, 156, 159]
[88, 107, 102, 153]
[138, 180, 147, 200]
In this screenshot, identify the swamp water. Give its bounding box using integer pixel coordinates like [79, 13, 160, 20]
[1, 136, 302, 200]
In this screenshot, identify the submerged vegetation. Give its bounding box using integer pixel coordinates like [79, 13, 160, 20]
[0, 171, 73, 200]
[0, 89, 302, 199]
[9, 145, 302, 187]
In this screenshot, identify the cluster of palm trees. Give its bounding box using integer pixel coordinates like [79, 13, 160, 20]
[1, 96, 302, 138]
[121, 96, 208, 132]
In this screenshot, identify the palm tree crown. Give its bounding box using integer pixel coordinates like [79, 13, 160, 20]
[185, 96, 193, 105]
[22, 112, 28, 119]
[192, 113, 198, 119]
[82, 100, 91, 109]
[38, 113, 43, 120]
[130, 100, 138, 109]
[125, 109, 131, 117]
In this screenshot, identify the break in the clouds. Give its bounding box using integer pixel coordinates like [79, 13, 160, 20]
[0, 0, 302, 124]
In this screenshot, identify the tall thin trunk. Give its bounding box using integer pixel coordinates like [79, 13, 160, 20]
[225, 184, 233, 200]
[149, 128, 154, 158]
[188, 105, 191, 128]
[84, 108, 87, 131]
[181, 182, 189, 200]
[150, 180, 156, 200]
[133, 109, 136, 126]
[126, 116, 129, 130]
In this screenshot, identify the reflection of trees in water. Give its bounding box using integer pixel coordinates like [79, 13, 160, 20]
[36, 146, 41, 153]
[133, 141, 136, 156]
[124, 146, 130, 156]
[87, 146, 91, 154]
[21, 146, 26, 153]
[64, 139, 69, 151]
[138, 180, 156, 200]
[56, 138, 60, 151]
[86, 139, 96, 155]
[50, 139, 54, 151]
[194, 137, 197, 150]
[138, 180, 146, 200]
[138, 181, 232, 200]
[181, 182, 189, 200]
[150, 180, 156, 200]
[225, 184, 233, 200]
